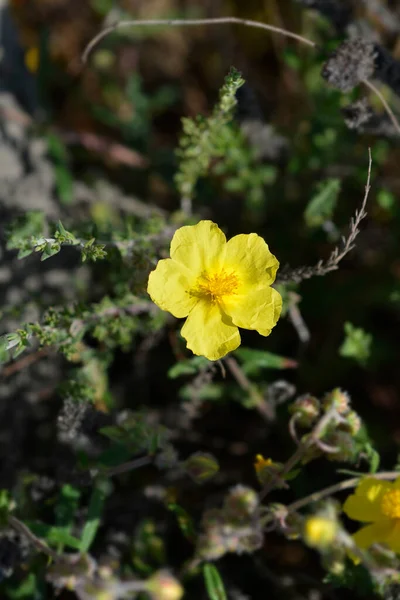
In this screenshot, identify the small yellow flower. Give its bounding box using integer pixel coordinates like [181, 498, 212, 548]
[147, 221, 281, 361]
[25, 47, 40, 73]
[343, 476, 400, 555]
[254, 454, 273, 474]
[304, 516, 337, 549]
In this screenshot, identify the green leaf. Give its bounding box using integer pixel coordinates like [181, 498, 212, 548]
[79, 479, 110, 552]
[234, 347, 297, 375]
[5, 574, 38, 599]
[168, 356, 210, 379]
[167, 503, 196, 543]
[54, 484, 81, 552]
[339, 322, 372, 367]
[304, 178, 341, 228]
[203, 564, 228, 600]
[26, 522, 82, 550]
[365, 443, 380, 474]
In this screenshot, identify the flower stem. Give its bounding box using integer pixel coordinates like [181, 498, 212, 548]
[82, 17, 316, 63]
[8, 515, 60, 562]
[286, 471, 400, 514]
[259, 407, 340, 500]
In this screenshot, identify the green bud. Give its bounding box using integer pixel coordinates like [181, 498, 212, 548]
[196, 532, 226, 561]
[289, 395, 320, 427]
[184, 452, 219, 484]
[322, 389, 351, 414]
[326, 431, 357, 462]
[342, 410, 362, 435]
[223, 485, 259, 521]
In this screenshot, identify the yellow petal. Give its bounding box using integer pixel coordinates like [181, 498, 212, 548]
[343, 478, 393, 523]
[224, 233, 279, 289]
[384, 519, 400, 553]
[147, 258, 197, 318]
[181, 299, 240, 361]
[392, 476, 400, 490]
[223, 286, 282, 335]
[352, 519, 393, 550]
[170, 221, 226, 274]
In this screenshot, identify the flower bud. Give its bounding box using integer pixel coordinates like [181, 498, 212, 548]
[184, 452, 219, 484]
[342, 410, 361, 435]
[303, 516, 337, 549]
[237, 531, 264, 554]
[223, 485, 259, 521]
[289, 395, 320, 427]
[325, 431, 357, 462]
[196, 532, 226, 561]
[254, 455, 285, 487]
[322, 389, 351, 415]
[146, 571, 184, 600]
[321, 550, 346, 575]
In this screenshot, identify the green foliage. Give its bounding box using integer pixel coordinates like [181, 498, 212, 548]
[339, 322, 372, 367]
[168, 356, 210, 378]
[54, 485, 81, 552]
[80, 479, 110, 552]
[203, 564, 227, 600]
[167, 503, 196, 543]
[132, 520, 167, 574]
[175, 67, 245, 202]
[304, 178, 341, 228]
[6, 214, 106, 262]
[234, 347, 297, 375]
[100, 412, 170, 455]
[324, 564, 376, 596]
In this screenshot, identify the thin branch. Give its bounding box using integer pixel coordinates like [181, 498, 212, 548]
[225, 355, 275, 421]
[8, 515, 61, 562]
[277, 149, 372, 284]
[82, 16, 316, 64]
[362, 79, 400, 136]
[94, 455, 153, 478]
[285, 471, 400, 515]
[259, 407, 340, 500]
[2, 348, 51, 379]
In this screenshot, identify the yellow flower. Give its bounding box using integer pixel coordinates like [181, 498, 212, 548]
[304, 516, 337, 549]
[254, 454, 273, 474]
[147, 220, 281, 361]
[343, 476, 400, 554]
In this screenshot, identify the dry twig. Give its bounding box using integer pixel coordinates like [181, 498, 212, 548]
[82, 16, 316, 63]
[277, 149, 372, 284]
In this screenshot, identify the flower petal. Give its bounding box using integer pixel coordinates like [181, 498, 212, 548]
[147, 258, 197, 318]
[352, 519, 393, 550]
[170, 221, 226, 274]
[224, 287, 282, 335]
[181, 299, 240, 361]
[384, 520, 400, 553]
[392, 476, 400, 490]
[343, 478, 393, 523]
[224, 233, 279, 289]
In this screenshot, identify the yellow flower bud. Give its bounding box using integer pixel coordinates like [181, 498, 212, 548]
[303, 516, 337, 549]
[146, 571, 184, 600]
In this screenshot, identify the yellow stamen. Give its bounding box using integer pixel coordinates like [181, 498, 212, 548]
[195, 269, 239, 303]
[381, 489, 400, 519]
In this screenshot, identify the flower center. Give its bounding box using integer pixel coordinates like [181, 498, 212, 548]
[195, 269, 239, 303]
[381, 490, 400, 519]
